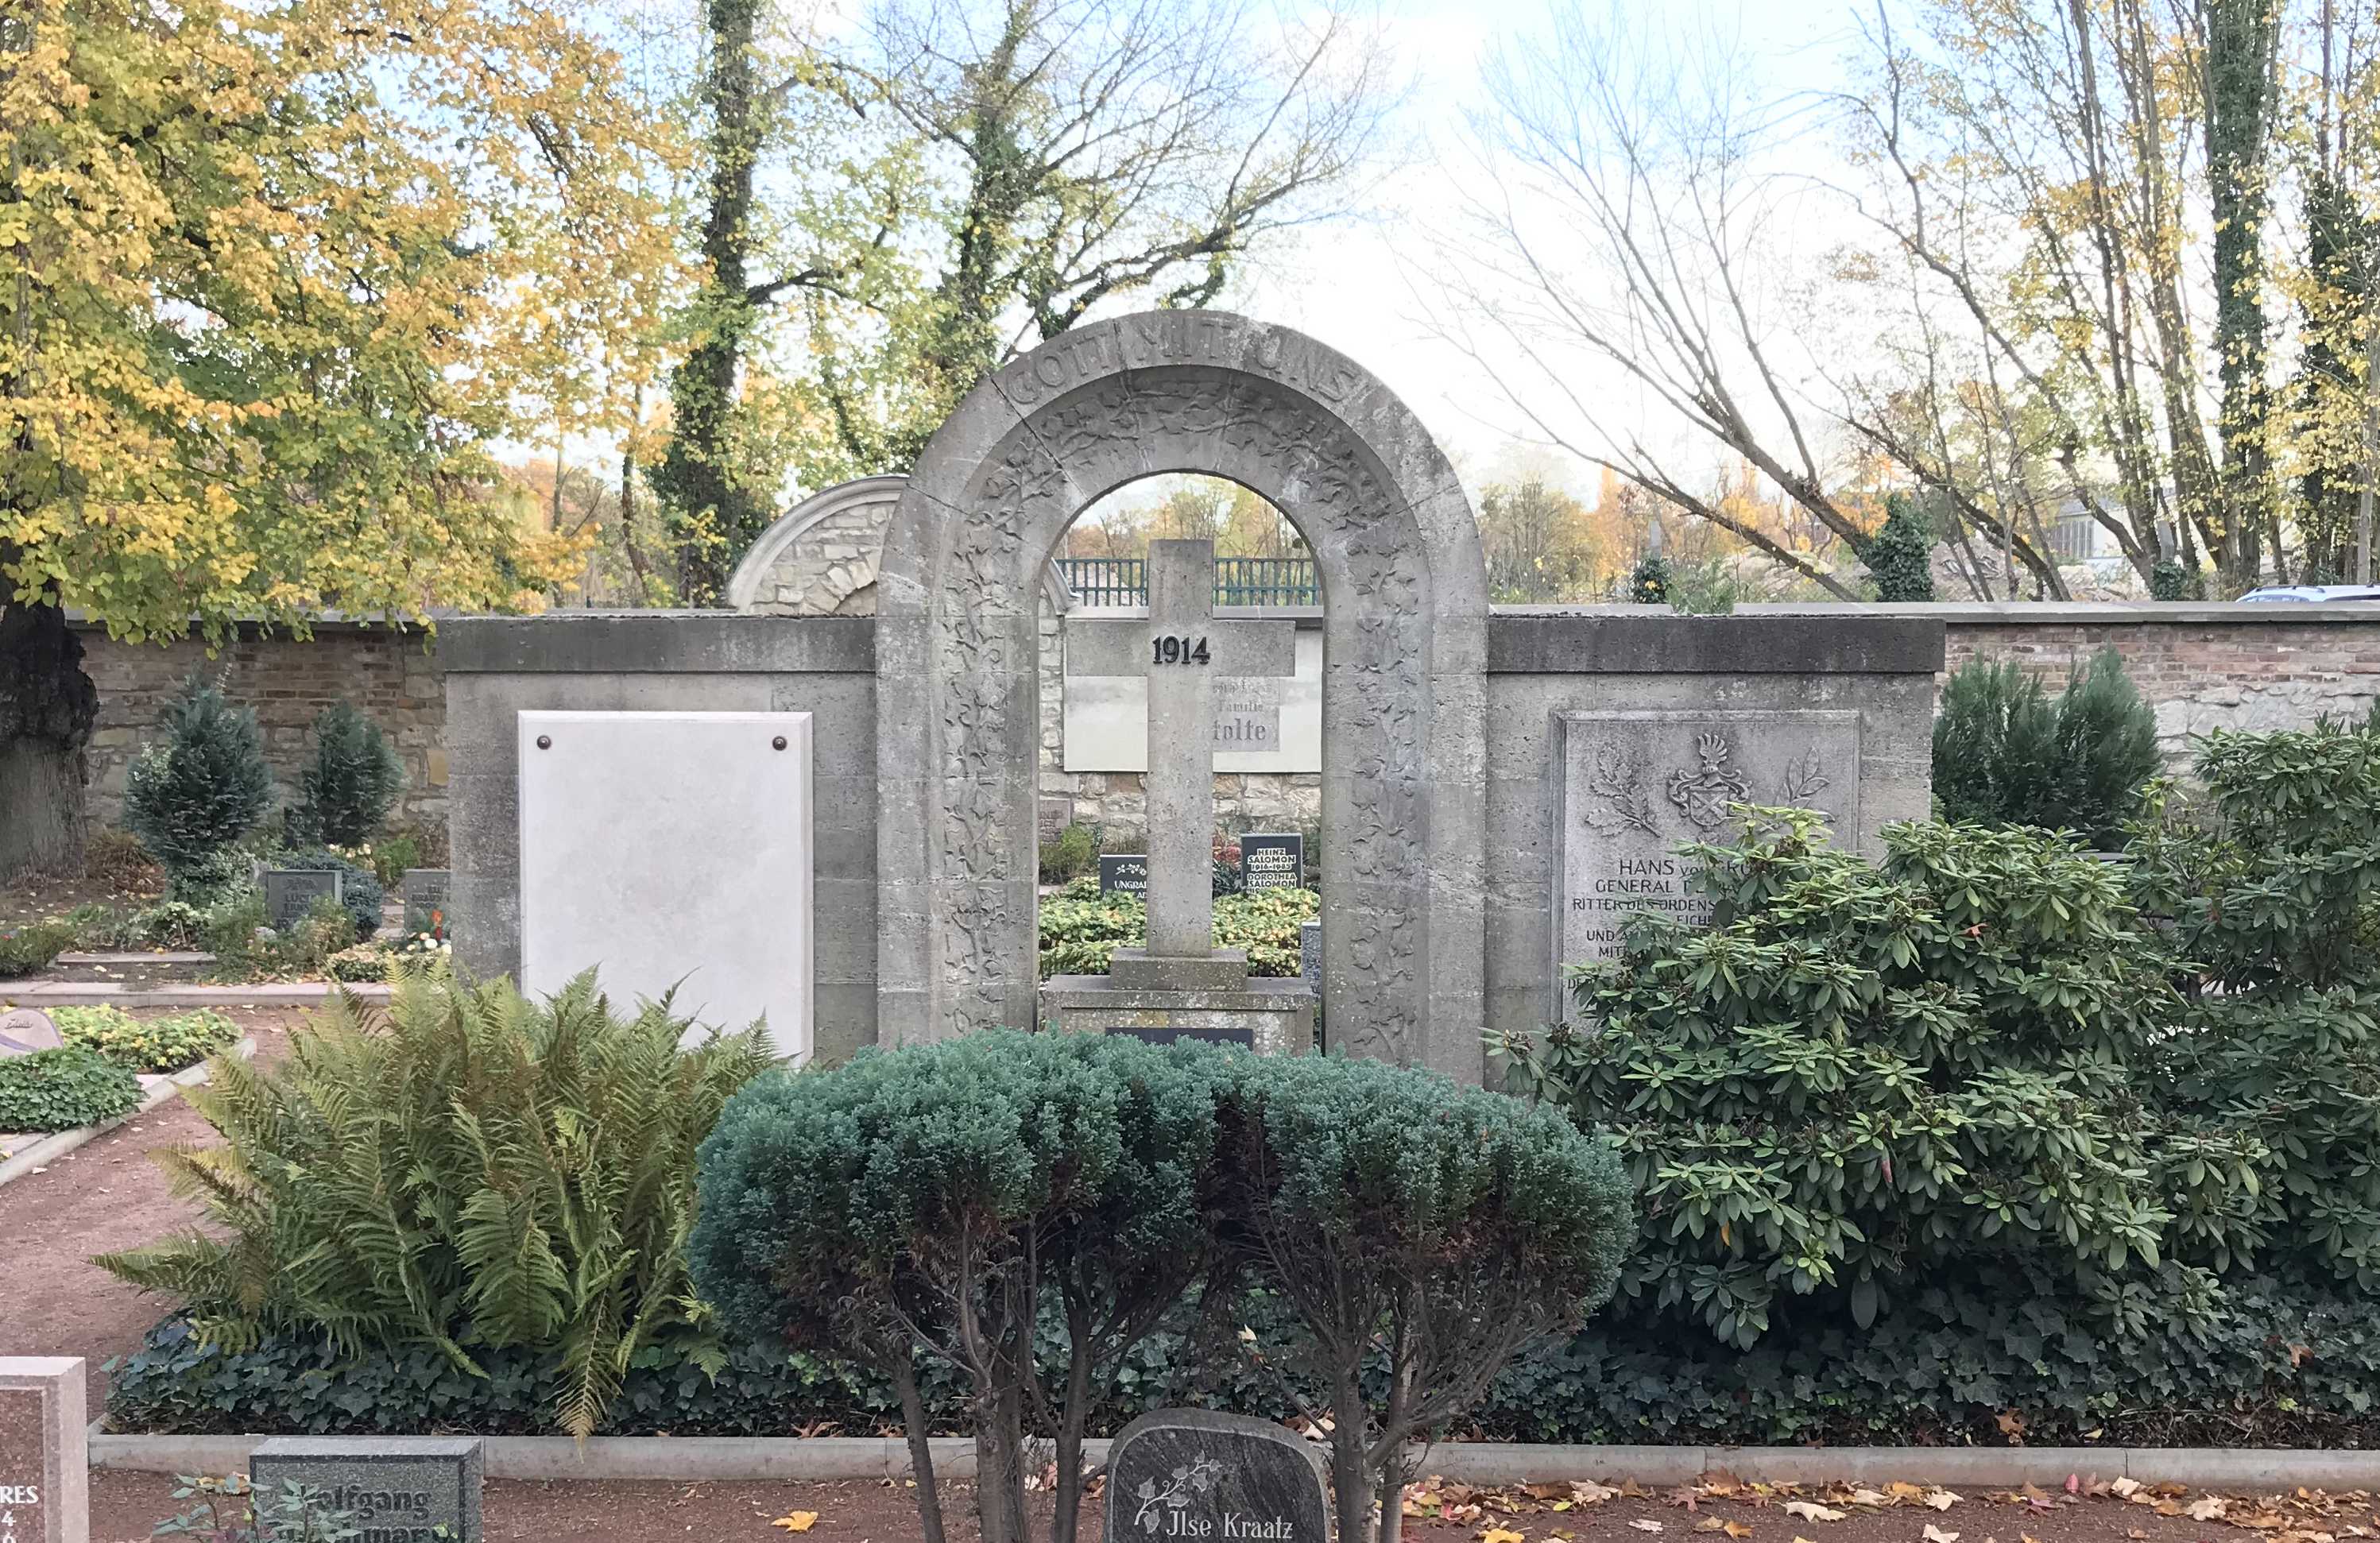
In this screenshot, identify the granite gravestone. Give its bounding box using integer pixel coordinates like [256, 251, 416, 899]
[1237, 833, 1303, 892]
[248, 1437, 482, 1543]
[1555, 710, 1860, 1017]
[1104, 1410, 1328, 1543]
[1099, 855, 1150, 898]
[0, 1010, 62, 1058]
[259, 867, 343, 930]
[0, 1359, 87, 1543]
[401, 868, 451, 934]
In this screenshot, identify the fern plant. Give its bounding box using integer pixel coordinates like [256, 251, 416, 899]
[98, 964, 774, 1437]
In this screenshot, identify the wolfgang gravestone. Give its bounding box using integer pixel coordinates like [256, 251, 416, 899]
[0, 1358, 87, 1543]
[1105, 1410, 1328, 1543]
[1555, 710, 1860, 1015]
[249, 1437, 482, 1543]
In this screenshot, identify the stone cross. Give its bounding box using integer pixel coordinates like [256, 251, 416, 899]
[1073, 539, 1297, 973]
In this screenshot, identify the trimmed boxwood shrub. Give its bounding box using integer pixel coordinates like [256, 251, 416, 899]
[0, 1045, 142, 1132]
[0, 920, 72, 980]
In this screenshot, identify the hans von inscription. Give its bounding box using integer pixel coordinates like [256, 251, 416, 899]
[1556, 711, 1862, 1016]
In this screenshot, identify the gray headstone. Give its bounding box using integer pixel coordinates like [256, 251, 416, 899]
[1105, 1410, 1328, 1543]
[1556, 710, 1860, 1017]
[1239, 833, 1304, 892]
[0, 1008, 63, 1057]
[0, 1358, 87, 1543]
[260, 868, 342, 930]
[402, 868, 451, 917]
[1100, 855, 1149, 898]
[1038, 799, 1074, 844]
[248, 1437, 482, 1543]
[1298, 922, 1321, 995]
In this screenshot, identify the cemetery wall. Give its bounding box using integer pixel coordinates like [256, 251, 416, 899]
[75, 606, 2380, 857]
[435, 613, 880, 1065]
[69, 617, 444, 831]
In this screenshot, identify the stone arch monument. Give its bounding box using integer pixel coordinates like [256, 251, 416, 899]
[876, 308, 1488, 1074]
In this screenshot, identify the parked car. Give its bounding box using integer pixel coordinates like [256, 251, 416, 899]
[2239, 585, 2380, 602]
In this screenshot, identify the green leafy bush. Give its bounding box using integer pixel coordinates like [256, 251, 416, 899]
[1038, 822, 1097, 884]
[292, 702, 405, 847]
[265, 847, 384, 940]
[153, 1475, 370, 1543]
[1860, 493, 1937, 602]
[0, 920, 72, 979]
[125, 677, 274, 874]
[1497, 810, 2200, 1351]
[98, 965, 773, 1439]
[364, 831, 423, 888]
[1229, 1054, 1631, 1543]
[694, 1034, 1633, 1543]
[1038, 888, 1317, 978]
[166, 847, 258, 911]
[53, 1005, 238, 1073]
[1630, 552, 1670, 604]
[205, 895, 354, 982]
[324, 943, 391, 983]
[696, 1031, 1241, 1543]
[1932, 648, 2161, 845]
[134, 901, 211, 950]
[0, 1045, 143, 1131]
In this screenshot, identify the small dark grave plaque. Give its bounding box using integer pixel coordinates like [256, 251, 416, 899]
[1239, 833, 1304, 891]
[0, 1009, 62, 1058]
[1108, 1027, 1255, 1049]
[260, 868, 343, 930]
[249, 1436, 482, 1543]
[1099, 855, 1149, 897]
[1105, 1410, 1328, 1543]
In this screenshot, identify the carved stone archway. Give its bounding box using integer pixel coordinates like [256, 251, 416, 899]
[876, 310, 1488, 1075]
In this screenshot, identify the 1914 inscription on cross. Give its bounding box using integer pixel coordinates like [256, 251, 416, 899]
[1070, 539, 1298, 977]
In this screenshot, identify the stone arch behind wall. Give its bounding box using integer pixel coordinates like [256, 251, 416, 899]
[875, 309, 1489, 1076]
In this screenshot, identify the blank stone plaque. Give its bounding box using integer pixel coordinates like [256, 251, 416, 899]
[1555, 710, 1860, 1019]
[520, 711, 813, 1061]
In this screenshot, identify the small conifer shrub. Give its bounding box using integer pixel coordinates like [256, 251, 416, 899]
[125, 677, 273, 873]
[293, 702, 404, 845]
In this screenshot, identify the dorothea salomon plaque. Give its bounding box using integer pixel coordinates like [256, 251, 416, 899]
[1555, 710, 1859, 1017]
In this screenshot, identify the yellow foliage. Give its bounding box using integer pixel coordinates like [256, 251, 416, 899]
[0, 0, 687, 639]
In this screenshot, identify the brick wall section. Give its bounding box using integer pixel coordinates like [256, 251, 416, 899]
[73, 621, 445, 831]
[1925, 605, 2380, 762]
[68, 605, 2380, 838]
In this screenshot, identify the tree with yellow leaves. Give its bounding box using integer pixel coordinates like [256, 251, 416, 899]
[0, 0, 685, 876]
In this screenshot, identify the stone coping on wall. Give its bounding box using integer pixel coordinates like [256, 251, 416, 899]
[437, 613, 874, 674]
[1487, 613, 1946, 675]
[1499, 601, 2380, 625]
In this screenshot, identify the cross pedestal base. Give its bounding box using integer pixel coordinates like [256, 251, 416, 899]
[1106, 946, 1251, 992]
[1040, 975, 1315, 1055]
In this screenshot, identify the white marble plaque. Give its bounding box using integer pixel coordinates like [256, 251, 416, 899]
[1066, 626, 1322, 773]
[520, 711, 812, 1060]
[1554, 710, 1859, 1018]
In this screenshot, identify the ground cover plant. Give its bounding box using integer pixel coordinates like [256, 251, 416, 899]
[52, 1006, 239, 1073]
[1039, 881, 1315, 977]
[0, 1044, 143, 1131]
[98, 964, 774, 1438]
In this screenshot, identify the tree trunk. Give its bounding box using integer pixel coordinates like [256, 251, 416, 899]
[973, 1383, 1031, 1543]
[0, 599, 97, 881]
[890, 1354, 948, 1543]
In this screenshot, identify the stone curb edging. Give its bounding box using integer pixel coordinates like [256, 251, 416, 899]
[81, 1430, 2380, 1491]
[0, 1038, 254, 1188]
[2, 982, 388, 1008]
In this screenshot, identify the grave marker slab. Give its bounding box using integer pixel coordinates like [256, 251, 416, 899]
[0, 1358, 87, 1543]
[1237, 834, 1304, 892]
[401, 868, 451, 933]
[0, 1011, 62, 1058]
[1104, 1410, 1328, 1543]
[1099, 855, 1149, 898]
[260, 868, 343, 930]
[248, 1436, 482, 1543]
[1555, 710, 1859, 1018]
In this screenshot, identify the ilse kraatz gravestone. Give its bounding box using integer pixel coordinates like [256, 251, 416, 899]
[1105, 1410, 1328, 1543]
[1555, 710, 1859, 1016]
